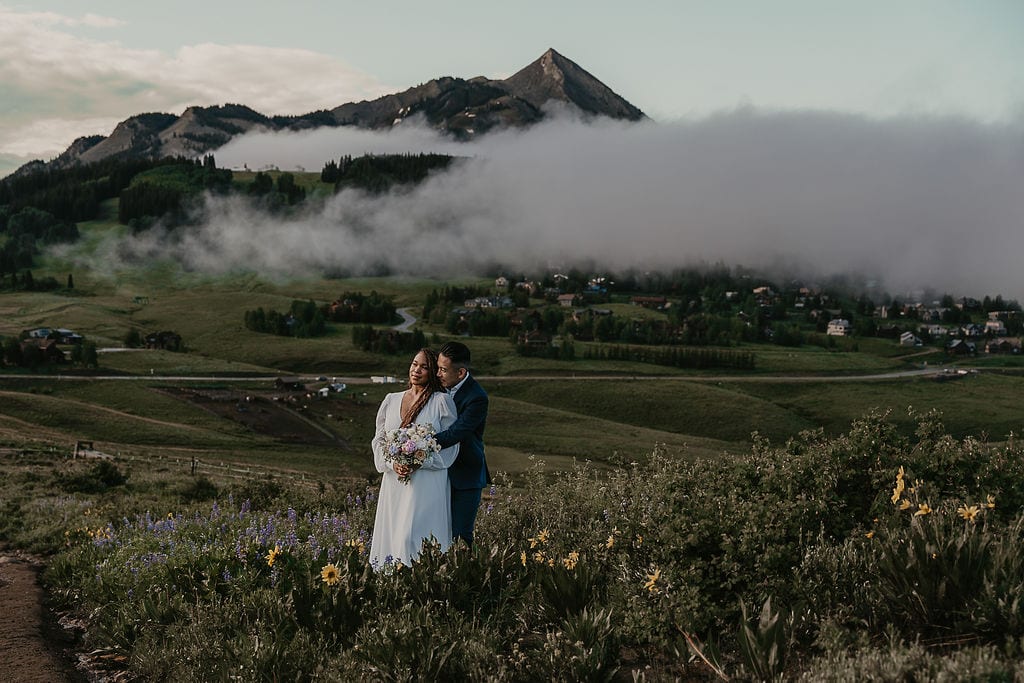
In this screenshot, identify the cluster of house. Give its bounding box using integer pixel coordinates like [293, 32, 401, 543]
[17, 327, 85, 363]
[824, 311, 1019, 354]
[482, 277, 1023, 356]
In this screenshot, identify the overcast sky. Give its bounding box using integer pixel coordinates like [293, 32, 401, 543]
[6, 2, 1024, 300]
[2, 1, 1022, 175]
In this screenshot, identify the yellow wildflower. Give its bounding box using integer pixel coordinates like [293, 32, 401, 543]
[320, 563, 341, 586]
[865, 531, 875, 539]
[266, 545, 281, 567]
[537, 529, 550, 544]
[644, 566, 661, 593]
[606, 535, 615, 549]
[899, 499, 912, 510]
[520, 551, 527, 567]
[891, 478, 906, 504]
[986, 494, 996, 509]
[958, 505, 980, 522]
[547, 558, 555, 567]
[563, 551, 580, 570]
[914, 504, 932, 517]
[897, 465, 905, 479]
[533, 551, 546, 564]
[635, 534, 643, 547]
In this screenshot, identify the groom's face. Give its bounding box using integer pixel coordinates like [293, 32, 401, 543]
[437, 354, 465, 389]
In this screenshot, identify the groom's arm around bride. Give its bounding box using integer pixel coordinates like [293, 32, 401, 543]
[434, 341, 490, 548]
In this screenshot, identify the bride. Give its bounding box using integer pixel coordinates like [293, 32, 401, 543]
[369, 348, 460, 567]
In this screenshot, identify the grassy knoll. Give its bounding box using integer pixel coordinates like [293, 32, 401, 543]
[488, 379, 813, 443]
[729, 371, 1024, 440]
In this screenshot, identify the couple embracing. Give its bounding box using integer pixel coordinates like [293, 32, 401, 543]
[368, 341, 490, 568]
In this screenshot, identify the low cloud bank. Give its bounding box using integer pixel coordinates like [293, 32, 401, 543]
[70, 109, 1024, 299]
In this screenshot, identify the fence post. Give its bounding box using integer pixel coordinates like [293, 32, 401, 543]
[191, 456, 197, 475]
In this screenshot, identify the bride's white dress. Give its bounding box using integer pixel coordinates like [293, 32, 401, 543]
[369, 390, 460, 567]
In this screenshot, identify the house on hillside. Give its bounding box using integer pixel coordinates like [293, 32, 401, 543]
[145, 331, 183, 351]
[921, 324, 950, 338]
[19, 339, 65, 363]
[557, 293, 578, 307]
[946, 339, 976, 356]
[899, 331, 922, 347]
[826, 319, 852, 336]
[985, 319, 1008, 336]
[56, 328, 83, 344]
[985, 338, 1021, 354]
[630, 296, 667, 310]
[516, 330, 550, 349]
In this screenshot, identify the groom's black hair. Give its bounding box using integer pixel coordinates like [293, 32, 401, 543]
[438, 341, 471, 368]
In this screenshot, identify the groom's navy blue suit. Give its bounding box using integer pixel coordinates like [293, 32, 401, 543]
[434, 374, 490, 546]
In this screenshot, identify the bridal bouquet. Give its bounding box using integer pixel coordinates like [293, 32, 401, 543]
[381, 423, 440, 484]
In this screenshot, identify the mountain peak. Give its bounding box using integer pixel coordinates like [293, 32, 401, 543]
[501, 49, 644, 121]
[19, 49, 644, 174]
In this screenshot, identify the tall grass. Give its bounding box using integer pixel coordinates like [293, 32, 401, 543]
[1, 408, 1017, 680]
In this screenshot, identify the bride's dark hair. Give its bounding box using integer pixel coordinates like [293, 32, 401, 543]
[400, 347, 443, 427]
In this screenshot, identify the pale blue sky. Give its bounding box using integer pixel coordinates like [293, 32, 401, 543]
[1, 1, 1021, 175]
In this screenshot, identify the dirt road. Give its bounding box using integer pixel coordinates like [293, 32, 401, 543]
[0, 552, 81, 682]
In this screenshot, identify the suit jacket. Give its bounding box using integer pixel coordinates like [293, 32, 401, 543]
[434, 374, 490, 490]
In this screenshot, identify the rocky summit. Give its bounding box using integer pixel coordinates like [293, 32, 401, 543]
[28, 49, 644, 174]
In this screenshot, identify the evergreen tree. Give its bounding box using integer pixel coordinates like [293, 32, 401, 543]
[82, 342, 99, 368]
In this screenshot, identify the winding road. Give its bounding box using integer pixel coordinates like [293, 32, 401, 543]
[392, 307, 417, 332]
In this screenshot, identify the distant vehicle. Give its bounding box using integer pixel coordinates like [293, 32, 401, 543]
[316, 376, 327, 381]
[330, 383, 347, 393]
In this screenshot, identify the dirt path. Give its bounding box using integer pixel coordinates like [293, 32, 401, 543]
[0, 552, 82, 682]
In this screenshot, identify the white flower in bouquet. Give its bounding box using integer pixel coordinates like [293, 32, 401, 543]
[382, 423, 440, 484]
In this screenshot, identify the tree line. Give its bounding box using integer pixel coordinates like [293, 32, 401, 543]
[351, 325, 427, 355]
[244, 301, 327, 338]
[119, 156, 233, 230]
[321, 153, 454, 194]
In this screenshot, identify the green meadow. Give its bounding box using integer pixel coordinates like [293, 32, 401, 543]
[4, 206, 1024, 680]
[3, 216, 1023, 482]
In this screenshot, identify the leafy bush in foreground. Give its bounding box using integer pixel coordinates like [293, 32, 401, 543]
[22, 408, 1024, 680]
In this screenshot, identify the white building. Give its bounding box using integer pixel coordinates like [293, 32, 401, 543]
[826, 319, 852, 336]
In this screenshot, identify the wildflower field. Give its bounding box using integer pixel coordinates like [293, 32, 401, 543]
[4, 409, 1024, 681]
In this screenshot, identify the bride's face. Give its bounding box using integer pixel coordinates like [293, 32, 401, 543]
[408, 351, 431, 387]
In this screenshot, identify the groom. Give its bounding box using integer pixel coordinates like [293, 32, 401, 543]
[434, 341, 490, 547]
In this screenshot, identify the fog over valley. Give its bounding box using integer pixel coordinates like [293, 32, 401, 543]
[67, 109, 1024, 300]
